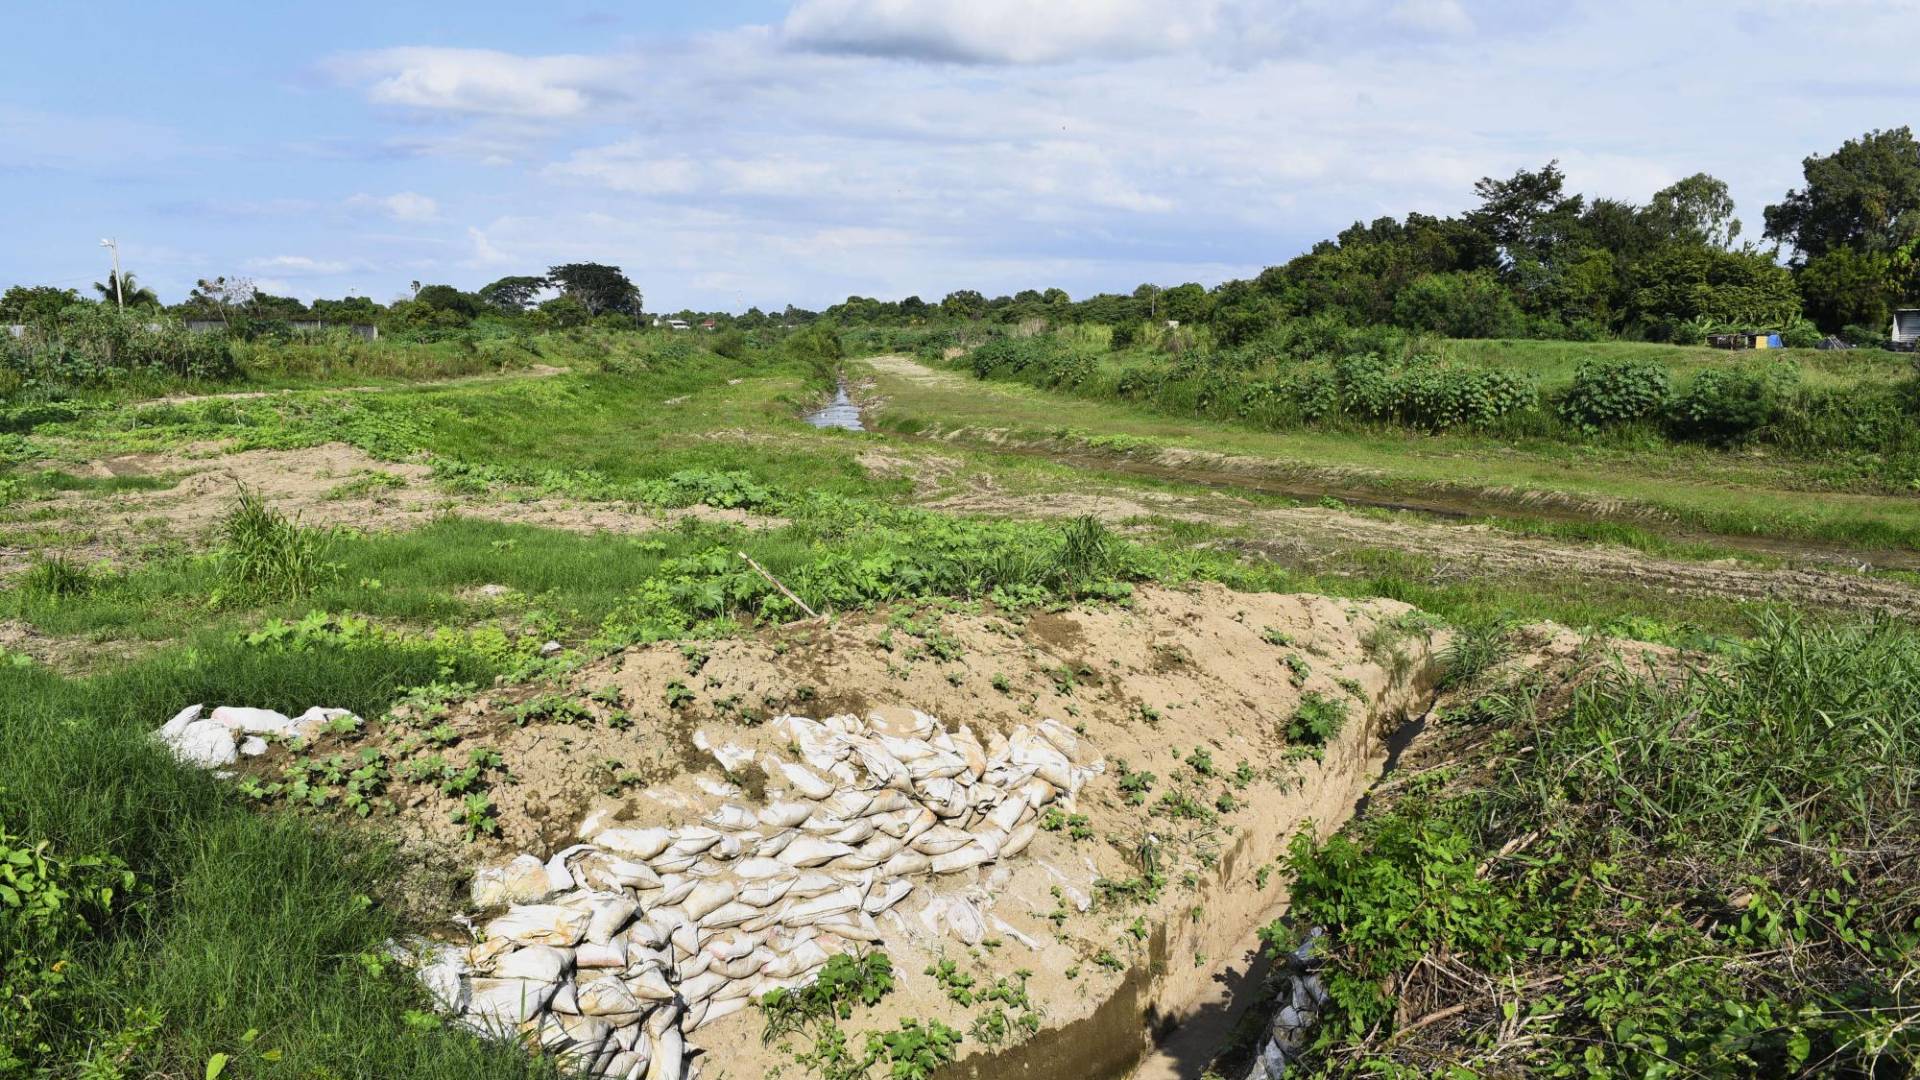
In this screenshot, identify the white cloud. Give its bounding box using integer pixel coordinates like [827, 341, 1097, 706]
[328, 47, 619, 117]
[246, 255, 350, 275]
[1392, 0, 1474, 34]
[782, 0, 1218, 64]
[347, 191, 439, 221]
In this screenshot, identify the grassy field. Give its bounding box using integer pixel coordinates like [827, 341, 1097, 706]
[3, 332, 1916, 1078]
[862, 351, 1920, 552]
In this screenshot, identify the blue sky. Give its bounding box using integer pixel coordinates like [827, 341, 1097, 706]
[5, 1, 1915, 311]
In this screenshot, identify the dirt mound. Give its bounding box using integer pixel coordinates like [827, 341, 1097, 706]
[0, 441, 772, 578]
[242, 584, 1445, 1077]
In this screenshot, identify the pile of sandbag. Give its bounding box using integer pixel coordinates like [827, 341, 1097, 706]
[424, 709, 1103, 1080]
[153, 703, 357, 769]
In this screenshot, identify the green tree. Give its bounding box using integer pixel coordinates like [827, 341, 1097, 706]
[545, 263, 641, 317]
[92, 271, 159, 309]
[1765, 127, 1920, 260]
[0, 285, 82, 325]
[1645, 173, 1742, 249]
[1626, 245, 1801, 331]
[1794, 248, 1897, 331]
[940, 289, 986, 320]
[477, 275, 547, 312]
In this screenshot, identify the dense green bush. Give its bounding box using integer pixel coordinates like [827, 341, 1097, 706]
[1667, 364, 1794, 444]
[1558, 358, 1671, 431]
[1, 305, 236, 394]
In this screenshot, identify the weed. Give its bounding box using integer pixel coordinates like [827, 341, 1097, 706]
[212, 488, 335, 604]
[1286, 692, 1347, 749]
[20, 554, 95, 600]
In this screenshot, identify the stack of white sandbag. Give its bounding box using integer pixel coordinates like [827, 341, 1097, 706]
[153, 703, 356, 768]
[425, 709, 1103, 1080]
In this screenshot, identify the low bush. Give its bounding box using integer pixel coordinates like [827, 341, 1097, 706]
[213, 489, 337, 605]
[1557, 357, 1670, 431]
[1667, 363, 1794, 445]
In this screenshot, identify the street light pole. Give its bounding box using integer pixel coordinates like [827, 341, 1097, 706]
[99, 238, 123, 309]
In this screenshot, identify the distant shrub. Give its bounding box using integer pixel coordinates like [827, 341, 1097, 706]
[1781, 320, 1823, 350]
[1668, 364, 1795, 445]
[1841, 322, 1888, 347]
[1669, 319, 1709, 346]
[1559, 358, 1671, 432]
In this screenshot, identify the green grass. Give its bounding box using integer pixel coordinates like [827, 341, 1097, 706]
[1271, 615, 1920, 1076]
[861, 353, 1920, 552]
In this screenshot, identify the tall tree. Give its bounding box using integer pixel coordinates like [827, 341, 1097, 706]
[546, 263, 641, 317]
[1645, 173, 1742, 249]
[0, 285, 82, 325]
[1764, 127, 1920, 260]
[1468, 161, 1583, 269]
[478, 275, 548, 312]
[93, 271, 159, 309]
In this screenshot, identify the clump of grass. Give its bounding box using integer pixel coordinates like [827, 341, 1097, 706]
[1049, 515, 1122, 596]
[1437, 618, 1512, 690]
[213, 487, 335, 604]
[20, 554, 95, 600]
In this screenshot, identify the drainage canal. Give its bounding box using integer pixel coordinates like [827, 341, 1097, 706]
[805, 382, 864, 430]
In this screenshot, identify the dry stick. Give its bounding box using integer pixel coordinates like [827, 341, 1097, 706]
[737, 551, 819, 619]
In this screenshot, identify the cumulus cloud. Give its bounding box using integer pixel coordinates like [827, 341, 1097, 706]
[328, 47, 619, 117]
[347, 191, 439, 221]
[782, 0, 1218, 64]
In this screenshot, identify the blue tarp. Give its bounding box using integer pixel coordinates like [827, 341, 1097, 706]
[1767, 333, 1783, 348]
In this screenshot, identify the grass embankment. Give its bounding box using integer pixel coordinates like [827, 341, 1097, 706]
[861, 350, 1920, 553]
[1248, 617, 1919, 1076]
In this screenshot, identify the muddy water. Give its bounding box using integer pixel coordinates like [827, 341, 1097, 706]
[805, 383, 865, 430]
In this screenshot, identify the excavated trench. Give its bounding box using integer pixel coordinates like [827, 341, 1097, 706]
[941, 670, 1443, 1080]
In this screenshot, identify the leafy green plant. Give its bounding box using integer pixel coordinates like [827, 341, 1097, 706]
[19, 554, 95, 600]
[1285, 692, 1346, 748]
[1558, 357, 1671, 432]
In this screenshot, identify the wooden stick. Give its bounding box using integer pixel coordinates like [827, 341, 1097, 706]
[738, 551, 818, 618]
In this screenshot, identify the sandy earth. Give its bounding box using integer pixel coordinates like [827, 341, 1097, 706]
[862, 354, 1920, 617]
[0, 441, 773, 580]
[242, 583, 1444, 1078]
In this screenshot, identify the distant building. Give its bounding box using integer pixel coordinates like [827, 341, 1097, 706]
[1893, 309, 1920, 345]
[700, 319, 717, 331]
[660, 318, 691, 331]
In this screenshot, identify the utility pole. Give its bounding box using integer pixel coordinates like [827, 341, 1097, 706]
[99, 238, 123, 309]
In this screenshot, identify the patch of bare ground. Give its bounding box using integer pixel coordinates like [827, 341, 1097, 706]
[925, 483, 1920, 616]
[0, 618, 142, 673]
[241, 583, 1444, 1077]
[0, 441, 778, 578]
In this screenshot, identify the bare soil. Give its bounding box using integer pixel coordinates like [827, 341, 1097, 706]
[243, 583, 1445, 1077]
[0, 441, 774, 579]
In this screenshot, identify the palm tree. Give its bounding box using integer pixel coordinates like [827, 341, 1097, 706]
[93, 271, 159, 309]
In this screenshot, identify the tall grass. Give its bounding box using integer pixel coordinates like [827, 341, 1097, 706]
[213, 488, 334, 605]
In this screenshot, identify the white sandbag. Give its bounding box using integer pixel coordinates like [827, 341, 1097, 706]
[472, 854, 555, 907]
[698, 900, 762, 929]
[646, 1022, 683, 1080]
[577, 938, 629, 969]
[786, 871, 843, 898]
[704, 803, 758, 831]
[494, 944, 571, 983]
[549, 979, 579, 1014]
[737, 878, 794, 908]
[467, 977, 558, 1029]
[986, 796, 1030, 834]
[917, 777, 971, 818]
[909, 824, 974, 855]
[655, 878, 697, 907]
[821, 791, 875, 820]
[650, 853, 700, 874]
[754, 830, 796, 857]
[160, 704, 202, 739]
[595, 827, 673, 861]
[852, 744, 912, 791]
[763, 755, 835, 800]
[756, 802, 813, 829]
[209, 705, 293, 733]
[775, 836, 854, 867]
[586, 895, 640, 945]
[682, 880, 735, 921]
[486, 904, 590, 947]
[930, 840, 995, 875]
[878, 850, 931, 878]
[678, 970, 728, 1006]
[863, 878, 913, 915]
[690, 994, 751, 1031]
[576, 974, 644, 1017]
[952, 726, 989, 780]
[782, 885, 862, 926]
[667, 826, 722, 857]
[625, 966, 676, 1001]
[826, 819, 877, 845]
[1001, 818, 1040, 859]
[164, 720, 238, 768]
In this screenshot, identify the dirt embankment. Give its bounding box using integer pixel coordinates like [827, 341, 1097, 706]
[0, 441, 772, 579]
[245, 584, 1444, 1078]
